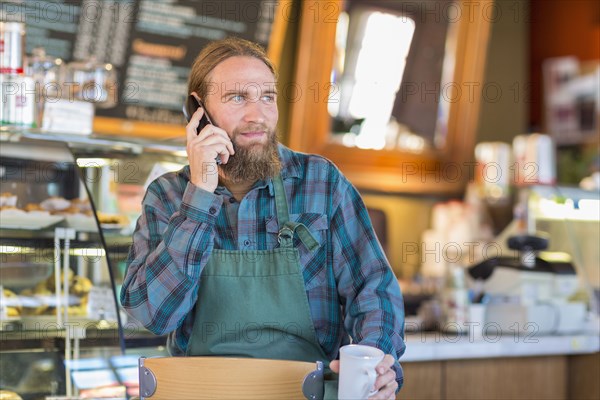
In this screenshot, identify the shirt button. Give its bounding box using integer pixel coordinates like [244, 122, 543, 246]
[243, 240, 250, 246]
[208, 207, 217, 214]
[229, 197, 236, 203]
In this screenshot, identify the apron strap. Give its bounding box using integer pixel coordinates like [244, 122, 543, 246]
[273, 175, 290, 225]
[279, 221, 320, 251]
[273, 176, 319, 252]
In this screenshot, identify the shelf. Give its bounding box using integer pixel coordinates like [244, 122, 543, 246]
[553, 129, 600, 147]
[1, 321, 167, 351]
[0, 324, 123, 351]
[0, 230, 104, 249]
[1, 127, 187, 158]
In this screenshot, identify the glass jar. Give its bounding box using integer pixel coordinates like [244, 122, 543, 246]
[63, 57, 117, 109]
[27, 47, 64, 92]
[26, 47, 65, 125]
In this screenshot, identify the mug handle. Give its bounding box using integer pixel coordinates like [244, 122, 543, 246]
[365, 368, 378, 398]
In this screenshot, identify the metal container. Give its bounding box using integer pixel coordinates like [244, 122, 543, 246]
[0, 74, 37, 128]
[64, 57, 117, 108]
[0, 22, 26, 75]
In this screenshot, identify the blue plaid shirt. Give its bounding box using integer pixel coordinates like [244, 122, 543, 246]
[121, 144, 405, 385]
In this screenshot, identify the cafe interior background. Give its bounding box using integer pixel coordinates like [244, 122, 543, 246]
[0, 0, 598, 399]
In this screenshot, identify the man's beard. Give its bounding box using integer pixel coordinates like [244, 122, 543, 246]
[219, 125, 281, 183]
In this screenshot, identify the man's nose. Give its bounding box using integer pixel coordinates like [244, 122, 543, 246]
[243, 99, 266, 123]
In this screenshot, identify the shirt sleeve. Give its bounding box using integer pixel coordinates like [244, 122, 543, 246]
[120, 178, 223, 336]
[330, 173, 406, 388]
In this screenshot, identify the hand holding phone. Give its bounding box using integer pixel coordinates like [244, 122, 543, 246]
[183, 94, 223, 165]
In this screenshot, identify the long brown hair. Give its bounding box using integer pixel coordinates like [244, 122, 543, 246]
[188, 37, 277, 100]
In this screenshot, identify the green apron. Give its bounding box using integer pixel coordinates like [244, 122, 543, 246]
[186, 176, 338, 399]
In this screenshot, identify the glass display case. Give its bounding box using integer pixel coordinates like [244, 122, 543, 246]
[528, 185, 600, 313]
[488, 184, 600, 318]
[0, 129, 187, 399]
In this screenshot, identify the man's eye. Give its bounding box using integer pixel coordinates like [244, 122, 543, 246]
[230, 95, 244, 103]
[262, 94, 276, 103]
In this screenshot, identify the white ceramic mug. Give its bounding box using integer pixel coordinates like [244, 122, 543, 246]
[338, 344, 385, 400]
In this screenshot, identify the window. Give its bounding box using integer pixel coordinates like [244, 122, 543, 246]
[329, 10, 416, 150]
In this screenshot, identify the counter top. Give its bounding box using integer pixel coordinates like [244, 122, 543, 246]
[402, 331, 600, 362]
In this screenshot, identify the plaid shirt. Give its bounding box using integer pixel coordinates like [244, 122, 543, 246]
[121, 144, 405, 385]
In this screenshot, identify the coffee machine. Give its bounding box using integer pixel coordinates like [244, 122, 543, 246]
[468, 234, 587, 335]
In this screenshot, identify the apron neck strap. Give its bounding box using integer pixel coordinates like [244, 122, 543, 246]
[273, 175, 290, 226]
[273, 176, 319, 252]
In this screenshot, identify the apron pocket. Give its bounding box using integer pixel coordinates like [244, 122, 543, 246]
[266, 213, 328, 290]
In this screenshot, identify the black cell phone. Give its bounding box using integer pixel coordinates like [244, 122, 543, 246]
[182, 95, 222, 164]
[183, 94, 214, 134]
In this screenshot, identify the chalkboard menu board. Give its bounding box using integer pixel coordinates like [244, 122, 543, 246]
[1, 0, 277, 131]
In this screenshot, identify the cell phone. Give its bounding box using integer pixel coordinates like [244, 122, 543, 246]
[183, 94, 214, 134]
[182, 94, 222, 164]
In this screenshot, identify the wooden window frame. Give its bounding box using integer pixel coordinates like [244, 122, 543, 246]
[288, 0, 493, 195]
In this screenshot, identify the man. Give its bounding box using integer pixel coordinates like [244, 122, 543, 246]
[121, 37, 405, 399]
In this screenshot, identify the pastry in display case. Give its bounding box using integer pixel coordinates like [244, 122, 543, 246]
[1, 129, 186, 398]
[0, 136, 124, 399]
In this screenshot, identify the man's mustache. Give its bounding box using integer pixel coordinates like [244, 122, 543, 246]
[231, 124, 273, 147]
[233, 124, 270, 136]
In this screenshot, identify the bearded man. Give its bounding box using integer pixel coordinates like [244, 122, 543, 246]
[121, 37, 405, 400]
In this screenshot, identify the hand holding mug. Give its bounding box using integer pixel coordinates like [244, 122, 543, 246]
[330, 344, 398, 400]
